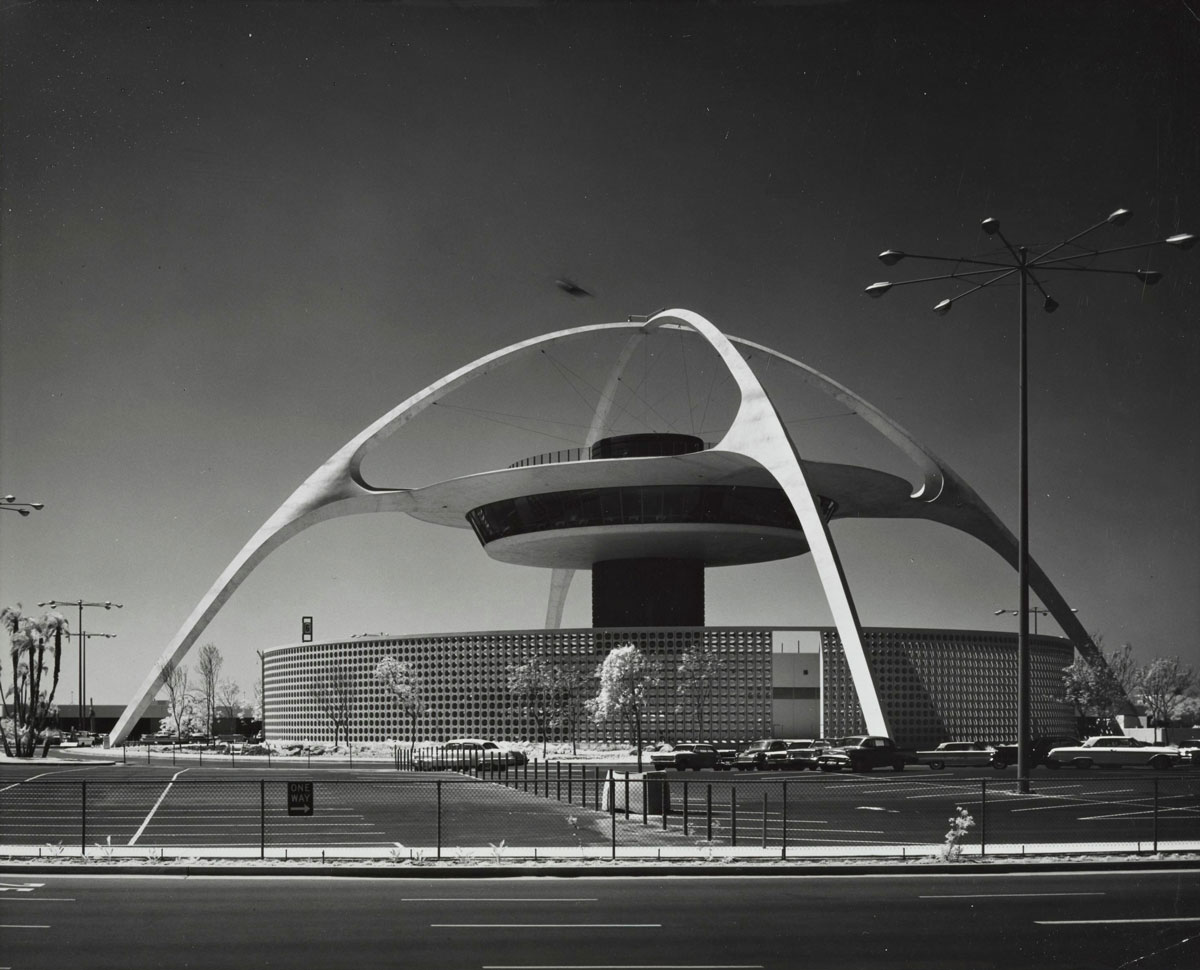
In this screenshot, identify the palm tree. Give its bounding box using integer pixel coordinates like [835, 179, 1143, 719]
[1, 604, 68, 756]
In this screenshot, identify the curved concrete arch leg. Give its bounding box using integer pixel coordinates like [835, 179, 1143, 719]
[647, 309, 890, 738]
[110, 320, 651, 745]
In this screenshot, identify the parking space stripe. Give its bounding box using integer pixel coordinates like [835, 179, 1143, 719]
[1035, 917, 1200, 925]
[128, 768, 189, 845]
[434, 923, 660, 928]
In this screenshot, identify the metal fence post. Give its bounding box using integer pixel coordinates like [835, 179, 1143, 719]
[683, 780, 689, 837]
[782, 781, 788, 860]
[594, 767, 601, 811]
[556, 761, 561, 802]
[624, 774, 630, 819]
[762, 790, 768, 848]
[731, 787, 737, 847]
[568, 762, 573, 804]
[706, 784, 712, 842]
[980, 779, 987, 857]
[661, 778, 668, 831]
[260, 779, 266, 859]
[1153, 777, 1159, 853]
[436, 780, 442, 859]
[81, 780, 87, 855]
[609, 773, 616, 860]
[641, 777, 647, 825]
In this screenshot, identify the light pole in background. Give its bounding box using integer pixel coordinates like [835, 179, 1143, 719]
[38, 599, 123, 732]
[1, 494, 44, 516]
[66, 631, 118, 731]
[993, 606, 1077, 638]
[867, 208, 1194, 792]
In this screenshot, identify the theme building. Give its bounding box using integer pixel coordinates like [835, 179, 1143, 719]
[113, 310, 1089, 749]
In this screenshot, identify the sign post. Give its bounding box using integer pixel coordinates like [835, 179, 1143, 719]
[287, 781, 314, 817]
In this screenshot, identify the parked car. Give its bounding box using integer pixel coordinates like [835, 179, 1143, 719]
[1177, 739, 1200, 764]
[734, 739, 792, 771]
[817, 736, 918, 773]
[649, 743, 731, 771]
[1045, 736, 1183, 770]
[918, 741, 996, 770]
[71, 731, 102, 747]
[414, 738, 527, 771]
[763, 739, 829, 771]
[215, 734, 248, 752]
[991, 736, 1080, 770]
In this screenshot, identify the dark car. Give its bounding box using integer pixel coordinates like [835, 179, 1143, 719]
[817, 736, 917, 773]
[763, 739, 829, 771]
[734, 739, 791, 771]
[649, 743, 731, 771]
[990, 736, 1080, 770]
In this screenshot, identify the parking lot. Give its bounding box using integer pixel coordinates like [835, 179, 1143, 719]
[1, 755, 1197, 857]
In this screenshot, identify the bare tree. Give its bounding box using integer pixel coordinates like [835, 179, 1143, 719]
[1061, 641, 1139, 732]
[195, 643, 223, 739]
[507, 657, 557, 756]
[216, 678, 242, 735]
[158, 659, 194, 738]
[311, 665, 355, 746]
[676, 643, 721, 741]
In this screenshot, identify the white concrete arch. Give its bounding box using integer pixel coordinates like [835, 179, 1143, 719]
[109, 321, 646, 745]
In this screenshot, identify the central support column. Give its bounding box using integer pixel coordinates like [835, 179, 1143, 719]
[592, 558, 704, 627]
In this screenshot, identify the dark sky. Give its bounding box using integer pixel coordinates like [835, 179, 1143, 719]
[1, 0, 1197, 706]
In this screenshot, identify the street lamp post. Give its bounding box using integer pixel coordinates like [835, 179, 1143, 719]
[1, 494, 44, 516]
[867, 209, 1193, 793]
[66, 631, 117, 731]
[993, 606, 1078, 637]
[38, 600, 123, 733]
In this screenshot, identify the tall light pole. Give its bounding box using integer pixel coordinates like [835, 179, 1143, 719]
[1, 494, 44, 516]
[867, 209, 1193, 793]
[38, 600, 123, 732]
[66, 631, 117, 731]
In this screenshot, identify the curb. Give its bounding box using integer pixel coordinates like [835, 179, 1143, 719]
[5, 857, 1199, 878]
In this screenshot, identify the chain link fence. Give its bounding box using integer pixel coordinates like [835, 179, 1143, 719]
[3, 765, 1197, 860]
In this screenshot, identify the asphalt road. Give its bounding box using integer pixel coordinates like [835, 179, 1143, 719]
[1, 870, 1197, 969]
[5, 756, 1198, 855]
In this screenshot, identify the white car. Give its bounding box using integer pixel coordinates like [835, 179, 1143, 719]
[1046, 736, 1182, 770]
[918, 740, 997, 770]
[1177, 739, 1200, 764]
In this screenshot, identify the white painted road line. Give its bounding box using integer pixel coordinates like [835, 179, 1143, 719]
[128, 767, 189, 845]
[1036, 917, 1200, 925]
[0, 924, 50, 929]
[404, 898, 598, 902]
[433, 923, 660, 928]
[920, 892, 1105, 899]
[0, 898, 75, 902]
[482, 965, 764, 969]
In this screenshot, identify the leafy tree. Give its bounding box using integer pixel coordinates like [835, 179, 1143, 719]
[158, 659, 196, 738]
[310, 665, 355, 746]
[507, 657, 559, 756]
[0, 604, 68, 757]
[216, 678, 242, 734]
[374, 656, 424, 758]
[195, 642, 223, 738]
[676, 643, 721, 740]
[588, 643, 656, 771]
[1137, 657, 1196, 728]
[1061, 641, 1138, 732]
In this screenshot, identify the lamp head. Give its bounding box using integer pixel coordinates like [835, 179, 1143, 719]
[1135, 269, 1162, 285]
[1043, 295, 1059, 313]
[980, 217, 1000, 236]
[1107, 208, 1132, 226]
[864, 281, 893, 298]
[877, 250, 905, 266]
[3, 495, 14, 503]
[933, 298, 952, 316]
[17, 508, 29, 516]
[30, 503, 44, 510]
[1165, 233, 1196, 250]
